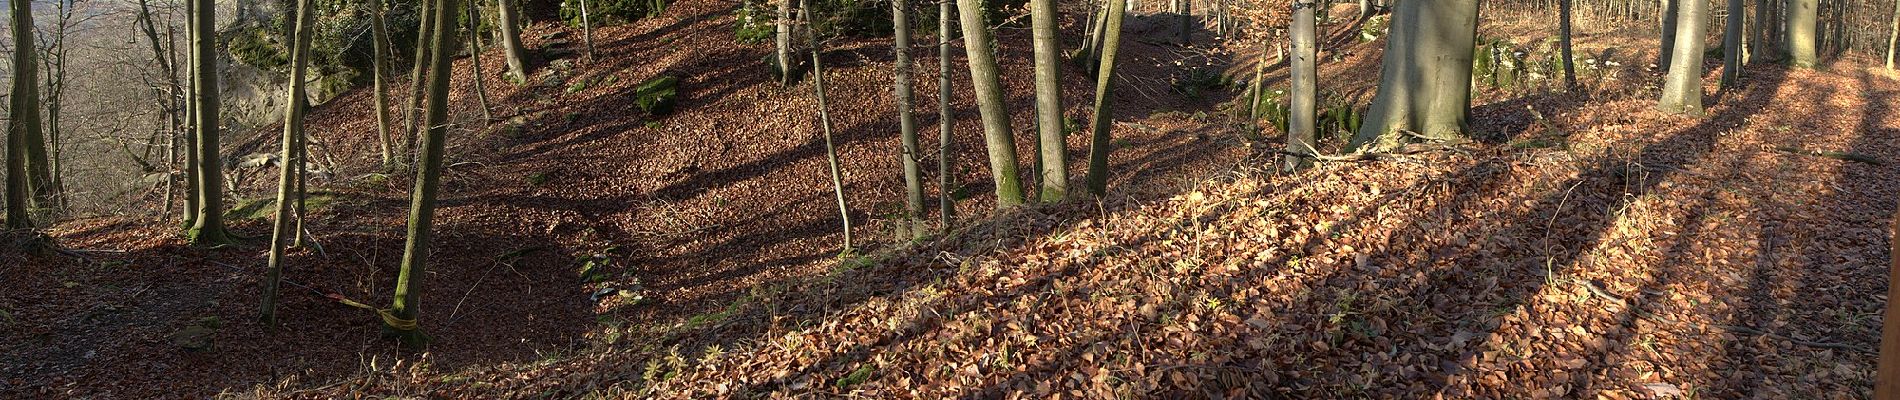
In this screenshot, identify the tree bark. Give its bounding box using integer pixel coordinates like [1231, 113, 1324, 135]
[938, 0, 957, 230]
[1879, 209, 1900, 400]
[580, 0, 596, 61]
[263, 0, 317, 326]
[892, 0, 926, 239]
[183, 0, 200, 228]
[1030, 0, 1066, 201]
[1721, 0, 1744, 88]
[1285, 0, 1317, 171]
[1084, 0, 1125, 195]
[1787, 0, 1818, 67]
[1347, 0, 1480, 152]
[1887, 0, 1898, 70]
[371, 0, 398, 170]
[468, 0, 495, 121]
[188, 0, 232, 244]
[777, 0, 795, 86]
[804, 0, 853, 252]
[4, 0, 33, 228]
[1752, 0, 1777, 63]
[1178, 0, 1192, 46]
[1560, 0, 1577, 88]
[11, 0, 52, 216]
[956, 0, 1026, 207]
[391, 0, 461, 348]
[403, 0, 436, 158]
[1659, 0, 1708, 116]
[496, 0, 531, 83]
[1660, 0, 1679, 70]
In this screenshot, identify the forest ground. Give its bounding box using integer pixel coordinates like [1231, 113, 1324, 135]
[4, 1, 1900, 398]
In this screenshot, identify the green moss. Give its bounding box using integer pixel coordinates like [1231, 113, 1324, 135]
[226, 191, 340, 221]
[228, 28, 290, 71]
[633, 76, 680, 116]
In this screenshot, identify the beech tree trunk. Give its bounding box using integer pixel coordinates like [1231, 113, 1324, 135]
[1659, 0, 1708, 116]
[391, 0, 461, 347]
[1879, 209, 1900, 400]
[956, 0, 1026, 207]
[1660, 0, 1679, 70]
[371, 0, 397, 170]
[496, 0, 531, 83]
[468, 0, 495, 121]
[188, 0, 231, 244]
[1787, 0, 1818, 67]
[1753, 0, 1777, 63]
[892, 0, 925, 239]
[1285, 0, 1317, 171]
[1085, 0, 1125, 195]
[580, 0, 596, 61]
[1348, 0, 1480, 152]
[403, 0, 436, 157]
[263, 0, 317, 326]
[804, 0, 853, 251]
[777, 0, 795, 85]
[1030, 0, 1066, 201]
[1889, 0, 1899, 70]
[183, 0, 200, 228]
[938, 0, 957, 230]
[7, 0, 46, 229]
[1560, 0, 1577, 88]
[1721, 0, 1744, 88]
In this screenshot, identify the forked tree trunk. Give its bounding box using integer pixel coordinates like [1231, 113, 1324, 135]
[188, 0, 231, 245]
[391, 0, 461, 348]
[496, 0, 531, 83]
[956, 0, 1026, 207]
[370, 0, 397, 170]
[892, 0, 925, 239]
[1787, 0, 1818, 67]
[804, 0, 854, 252]
[1721, 0, 1743, 88]
[1348, 0, 1479, 152]
[1659, 0, 1708, 116]
[938, 0, 957, 230]
[1285, 0, 1317, 171]
[1030, 0, 1066, 201]
[1084, 0, 1125, 195]
[403, 0, 436, 156]
[263, 0, 317, 326]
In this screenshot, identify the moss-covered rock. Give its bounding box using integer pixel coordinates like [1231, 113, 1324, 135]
[633, 75, 680, 116]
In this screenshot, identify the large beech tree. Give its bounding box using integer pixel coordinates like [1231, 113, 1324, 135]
[956, 0, 1025, 207]
[188, 0, 231, 244]
[1348, 0, 1480, 152]
[1659, 0, 1708, 116]
[496, 0, 531, 83]
[1787, 0, 1819, 67]
[7, 0, 46, 229]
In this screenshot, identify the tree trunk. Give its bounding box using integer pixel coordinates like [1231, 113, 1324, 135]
[1560, 0, 1577, 88]
[188, 0, 231, 245]
[11, 0, 52, 217]
[184, 0, 199, 229]
[1347, 0, 1480, 152]
[403, 0, 437, 158]
[1660, 0, 1678, 70]
[891, 0, 926, 239]
[137, 0, 185, 220]
[1084, 0, 1125, 195]
[468, 0, 495, 121]
[1030, 0, 1067, 201]
[1178, 0, 1192, 46]
[496, 0, 531, 83]
[804, 0, 854, 252]
[1752, 0, 1776, 63]
[1721, 0, 1743, 88]
[1887, 0, 1898, 70]
[1659, 0, 1708, 116]
[4, 0, 33, 228]
[1787, 0, 1817, 67]
[938, 0, 957, 230]
[580, 0, 596, 61]
[1285, 0, 1317, 171]
[777, 0, 795, 86]
[956, 0, 1026, 207]
[391, 0, 461, 348]
[1879, 209, 1900, 400]
[263, 0, 317, 326]
[371, 0, 398, 170]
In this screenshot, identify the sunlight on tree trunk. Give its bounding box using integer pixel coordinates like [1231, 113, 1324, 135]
[1030, 0, 1066, 202]
[404, 0, 437, 157]
[371, 0, 398, 171]
[1886, 0, 1898, 70]
[1786, 0, 1818, 68]
[7, 0, 45, 229]
[580, 0, 596, 61]
[957, 0, 1025, 207]
[1285, 0, 1317, 171]
[1348, 0, 1479, 153]
[804, 0, 853, 252]
[264, 0, 318, 326]
[892, 0, 926, 239]
[1659, 0, 1708, 116]
[777, 0, 795, 86]
[1085, 0, 1125, 196]
[468, 0, 495, 121]
[938, 0, 957, 231]
[496, 0, 531, 83]
[188, 0, 231, 245]
[391, 0, 462, 348]
[1721, 0, 1744, 89]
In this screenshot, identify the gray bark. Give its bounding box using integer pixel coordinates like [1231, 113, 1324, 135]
[391, 0, 462, 347]
[1659, 0, 1708, 116]
[1660, 0, 1678, 70]
[777, 0, 795, 85]
[1285, 0, 1317, 171]
[1030, 0, 1066, 201]
[1787, 0, 1817, 67]
[804, 0, 853, 251]
[1721, 0, 1743, 88]
[371, 0, 396, 170]
[1085, 0, 1125, 195]
[188, 0, 230, 244]
[938, 0, 956, 230]
[1348, 0, 1480, 152]
[893, 0, 924, 239]
[496, 0, 531, 83]
[956, 0, 1025, 207]
[264, 0, 317, 326]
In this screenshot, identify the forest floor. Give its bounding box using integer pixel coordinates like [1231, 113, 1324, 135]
[5, 1, 1900, 398]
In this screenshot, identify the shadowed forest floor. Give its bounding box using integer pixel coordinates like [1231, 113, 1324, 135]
[4, 1, 1900, 398]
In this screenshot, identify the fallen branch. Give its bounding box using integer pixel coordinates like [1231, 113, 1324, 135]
[1775, 146, 1885, 165]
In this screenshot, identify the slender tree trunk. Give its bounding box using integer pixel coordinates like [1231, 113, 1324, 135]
[188, 0, 231, 244]
[580, 0, 596, 61]
[44, 3, 74, 213]
[391, 0, 461, 347]
[292, 105, 308, 247]
[1888, 0, 1899, 70]
[496, 0, 530, 83]
[956, 0, 1025, 207]
[11, 1, 52, 216]
[1285, 0, 1317, 171]
[468, 0, 494, 121]
[183, 0, 200, 229]
[804, 0, 853, 252]
[891, 0, 925, 239]
[1348, 0, 1480, 152]
[1085, 0, 1126, 195]
[1030, 0, 1066, 201]
[371, 0, 397, 170]
[1721, 0, 1744, 88]
[1787, 0, 1817, 67]
[1660, 0, 1679, 70]
[264, 0, 317, 326]
[938, 0, 957, 230]
[404, 0, 437, 156]
[1086, 0, 1110, 70]
[1178, 0, 1192, 46]
[4, 0, 33, 228]
[1659, 0, 1708, 116]
[776, 0, 795, 86]
[138, 0, 185, 219]
[1880, 209, 1900, 400]
[1560, 0, 1577, 88]
[1752, 0, 1776, 63]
